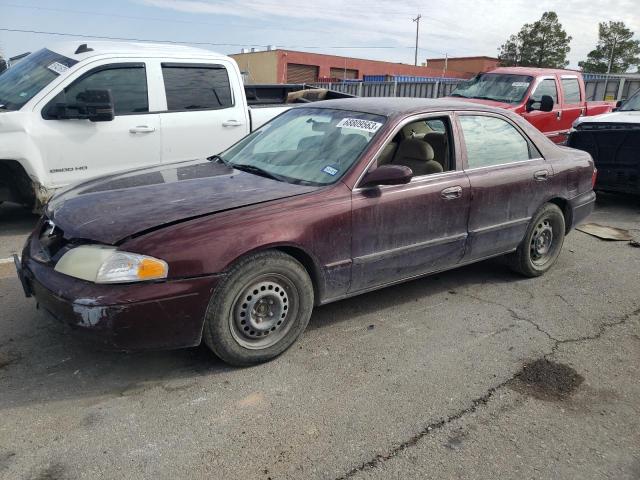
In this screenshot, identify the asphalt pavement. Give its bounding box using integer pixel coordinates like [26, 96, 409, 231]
[0, 194, 638, 480]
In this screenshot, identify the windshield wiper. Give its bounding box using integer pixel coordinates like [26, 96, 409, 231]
[449, 93, 467, 97]
[232, 163, 285, 182]
[208, 154, 230, 166]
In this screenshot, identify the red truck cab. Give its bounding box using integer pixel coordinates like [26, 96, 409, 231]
[448, 67, 613, 143]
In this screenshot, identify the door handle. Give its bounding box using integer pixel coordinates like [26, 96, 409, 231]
[534, 170, 549, 181]
[129, 126, 156, 134]
[222, 120, 243, 127]
[441, 186, 462, 200]
[556, 111, 562, 120]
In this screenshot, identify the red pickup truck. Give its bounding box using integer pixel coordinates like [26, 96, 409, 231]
[448, 67, 612, 143]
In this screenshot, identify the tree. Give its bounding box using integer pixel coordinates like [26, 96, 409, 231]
[578, 21, 640, 73]
[498, 12, 572, 68]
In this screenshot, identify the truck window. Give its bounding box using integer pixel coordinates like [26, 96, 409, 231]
[530, 79, 558, 104]
[54, 65, 149, 116]
[450, 74, 533, 104]
[459, 115, 534, 168]
[161, 64, 233, 111]
[561, 78, 581, 104]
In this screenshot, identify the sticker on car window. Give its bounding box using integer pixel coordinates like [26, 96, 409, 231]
[47, 62, 70, 75]
[322, 165, 339, 176]
[511, 82, 529, 87]
[336, 118, 383, 133]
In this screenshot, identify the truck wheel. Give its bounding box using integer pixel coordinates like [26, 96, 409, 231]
[508, 203, 565, 277]
[202, 251, 314, 366]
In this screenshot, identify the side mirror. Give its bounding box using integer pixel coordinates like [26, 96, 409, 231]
[526, 94, 554, 113]
[539, 94, 554, 112]
[47, 89, 115, 122]
[360, 165, 413, 188]
[613, 100, 623, 111]
[75, 89, 115, 122]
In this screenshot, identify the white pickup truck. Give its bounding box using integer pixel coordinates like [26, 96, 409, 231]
[0, 41, 347, 210]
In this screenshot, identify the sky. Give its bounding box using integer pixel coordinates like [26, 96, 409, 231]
[0, 0, 639, 69]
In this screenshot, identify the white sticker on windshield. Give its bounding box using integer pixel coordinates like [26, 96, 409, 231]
[512, 82, 529, 87]
[47, 62, 69, 75]
[322, 165, 339, 176]
[336, 118, 383, 133]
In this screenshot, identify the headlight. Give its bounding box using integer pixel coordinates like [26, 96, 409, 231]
[54, 245, 168, 284]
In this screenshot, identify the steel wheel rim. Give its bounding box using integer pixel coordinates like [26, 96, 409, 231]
[229, 273, 299, 350]
[530, 218, 555, 266]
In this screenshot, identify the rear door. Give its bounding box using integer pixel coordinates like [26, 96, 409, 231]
[458, 112, 551, 260]
[522, 76, 564, 142]
[350, 114, 471, 292]
[157, 60, 249, 162]
[559, 75, 584, 134]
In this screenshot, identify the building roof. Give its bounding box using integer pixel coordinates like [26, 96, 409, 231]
[426, 56, 498, 61]
[47, 41, 225, 61]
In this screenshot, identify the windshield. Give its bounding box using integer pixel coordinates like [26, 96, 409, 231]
[0, 49, 78, 111]
[451, 73, 533, 104]
[620, 89, 640, 111]
[221, 107, 386, 186]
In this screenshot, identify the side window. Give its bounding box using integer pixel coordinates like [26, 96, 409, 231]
[63, 65, 148, 115]
[377, 116, 453, 176]
[162, 64, 233, 111]
[561, 78, 581, 104]
[459, 115, 532, 168]
[530, 79, 558, 104]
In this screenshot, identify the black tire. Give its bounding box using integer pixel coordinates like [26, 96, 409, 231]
[508, 203, 565, 277]
[202, 251, 314, 366]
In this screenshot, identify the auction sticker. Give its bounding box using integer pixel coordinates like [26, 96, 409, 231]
[47, 62, 70, 75]
[511, 82, 529, 87]
[336, 118, 383, 133]
[322, 165, 339, 176]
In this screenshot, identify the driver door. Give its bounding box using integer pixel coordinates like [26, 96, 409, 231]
[34, 61, 161, 187]
[349, 115, 471, 292]
[522, 76, 563, 143]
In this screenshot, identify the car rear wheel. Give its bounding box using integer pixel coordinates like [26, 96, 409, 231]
[508, 203, 565, 277]
[202, 251, 314, 366]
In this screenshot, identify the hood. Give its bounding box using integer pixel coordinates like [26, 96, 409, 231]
[47, 159, 319, 244]
[574, 110, 640, 127]
[444, 96, 517, 109]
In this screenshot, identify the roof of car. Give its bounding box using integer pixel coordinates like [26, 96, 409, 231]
[488, 66, 581, 77]
[308, 97, 510, 117]
[48, 41, 226, 61]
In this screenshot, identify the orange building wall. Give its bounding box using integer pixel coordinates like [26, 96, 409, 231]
[270, 50, 472, 82]
[426, 57, 499, 76]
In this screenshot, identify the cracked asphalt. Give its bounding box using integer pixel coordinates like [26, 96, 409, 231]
[0, 193, 639, 480]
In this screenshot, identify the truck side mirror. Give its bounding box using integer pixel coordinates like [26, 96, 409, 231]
[75, 89, 115, 122]
[539, 95, 554, 112]
[526, 95, 554, 113]
[45, 89, 115, 122]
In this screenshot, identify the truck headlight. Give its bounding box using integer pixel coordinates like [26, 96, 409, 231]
[54, 245, 168, 284]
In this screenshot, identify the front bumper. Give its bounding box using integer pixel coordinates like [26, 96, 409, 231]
[18, 239, 223, 351]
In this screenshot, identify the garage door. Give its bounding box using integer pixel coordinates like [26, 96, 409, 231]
[330, 67, 358, 80]
[287, 63, 319, 83]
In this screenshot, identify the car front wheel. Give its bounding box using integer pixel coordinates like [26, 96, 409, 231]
[508, 203, 566, 277]
[202, 251, 314, 366]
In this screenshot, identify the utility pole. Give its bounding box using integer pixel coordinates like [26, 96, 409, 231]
[413, 14, 422, 66]
[603, 37, 617, 101]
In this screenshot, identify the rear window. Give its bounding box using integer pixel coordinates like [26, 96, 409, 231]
[562, 78, 581, 104]
[161, 63, 233, 111]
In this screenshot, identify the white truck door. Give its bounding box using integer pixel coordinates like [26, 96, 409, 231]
[156, 60, 249, 161]
[34, 61, 161, 187]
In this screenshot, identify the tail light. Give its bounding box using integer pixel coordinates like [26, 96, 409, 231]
[591, 167, 598, 189]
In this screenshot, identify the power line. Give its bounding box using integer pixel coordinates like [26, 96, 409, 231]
[0, 27, 451, 53]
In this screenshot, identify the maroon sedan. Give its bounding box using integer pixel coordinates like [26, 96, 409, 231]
[16, 98, 596, 365]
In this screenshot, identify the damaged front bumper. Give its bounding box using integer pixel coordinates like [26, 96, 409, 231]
[17, 236, 223, 351]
